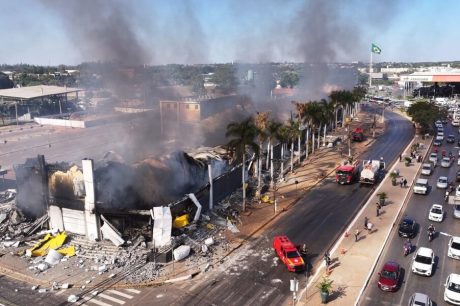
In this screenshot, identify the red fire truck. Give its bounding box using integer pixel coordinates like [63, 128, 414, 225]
[351, 127, 364, 142]
[335, 160, 360, 184]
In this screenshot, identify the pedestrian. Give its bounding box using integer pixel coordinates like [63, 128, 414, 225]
[364, 216, 369, 229]
[400, 179, 404, 188]
[399, 154, 402, 162]
[376, 202, 381, 217]
[367, 222, 373, 232]
[403, 178, 407, 188]
[354, 229, 360, 242]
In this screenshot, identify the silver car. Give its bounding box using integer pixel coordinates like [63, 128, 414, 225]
[437, 176, 448, 189]
[454, 205, 460, 219]
[428, 153, 438, 164]
[408, 292, 432, 306]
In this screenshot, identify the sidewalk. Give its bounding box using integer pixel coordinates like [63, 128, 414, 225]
[297, 135, 432, 306]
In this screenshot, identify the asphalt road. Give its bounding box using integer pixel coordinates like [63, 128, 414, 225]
[361, 123, 460, 306]
[135, 105, 415, 306]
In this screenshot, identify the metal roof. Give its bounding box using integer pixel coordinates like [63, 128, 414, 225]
[0, 85, 82, 100]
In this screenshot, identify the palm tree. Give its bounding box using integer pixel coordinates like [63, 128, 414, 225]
[285, 119, 300, 172]
[276, 124, 290, 180]
[266, 120, 283, 186]
[254, 112, 270, 196]
[226, 117, 260, 212]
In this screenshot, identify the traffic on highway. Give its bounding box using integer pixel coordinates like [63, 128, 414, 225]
[362, 118, 460, 305]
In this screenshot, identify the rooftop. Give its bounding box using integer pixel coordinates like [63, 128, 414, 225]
[0, 85, 82, 100]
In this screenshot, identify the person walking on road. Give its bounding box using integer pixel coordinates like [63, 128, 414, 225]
[376, 202, 381, 217]
[364, 216, 369, 230]
[354, 229, 360, 242]
[400, 179, 404, 188]
[399, 154, 402, 162]
[403, 178, 408, 188]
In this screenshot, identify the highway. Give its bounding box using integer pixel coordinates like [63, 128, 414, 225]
[131, 106, 414, 306]
[361, 122, 460, 305]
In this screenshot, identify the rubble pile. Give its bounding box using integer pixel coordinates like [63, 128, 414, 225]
[0, 190, 49, 243]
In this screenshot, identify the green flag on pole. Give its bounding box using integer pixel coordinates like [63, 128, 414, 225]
[371, 43, 381, 54]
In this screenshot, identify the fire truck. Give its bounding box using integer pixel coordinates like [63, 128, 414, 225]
[335, 160, 360, 184]
[273, 236, 305, 272]
[351, 127, 364, 142]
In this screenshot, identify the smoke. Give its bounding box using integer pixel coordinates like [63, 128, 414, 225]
[42, 0, 151, 65]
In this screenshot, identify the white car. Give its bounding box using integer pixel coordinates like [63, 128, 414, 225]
[437, 176, 448, 189]
[428, 204, 444, 222]
[456, 186, 460, 197]
[441, 157, 452, 168]
[436, 134, 444, 142]
[444, 273, 460, 305]
[448, 237, 460, 260]
[421, 163, 432, 176]
[412, 247, 434, 276]
[414, 179, 429, 195]
[429, 153, 438, 164]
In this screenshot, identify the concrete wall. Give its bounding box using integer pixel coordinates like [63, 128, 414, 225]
[34, 117, 86, 128]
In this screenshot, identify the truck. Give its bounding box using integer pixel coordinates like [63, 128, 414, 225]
[335, 160, 360, 184]
[360, 159, 385, 185]
[351, 127, 364, 142]
[273, 236, 305, 272]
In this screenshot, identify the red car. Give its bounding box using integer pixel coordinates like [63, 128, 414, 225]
[273, 236, 305, 272]
[377, 261, 401, 292]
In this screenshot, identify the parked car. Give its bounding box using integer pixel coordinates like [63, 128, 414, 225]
[398, 217, 417, 238]
[448, 236, 460, 260]
[447, 135, 456, 143]
[436, 133, 444, 142]
[433, 139, 442, 147]
[411, 247, 435, 276]
[408, 293, 432, 306]
[273, 236, 305, 272]
[377, 261, 401, 292]
[457, 138, 460, 147]
[441, 157, 452, 167]
[437, 176, 448, 189]
[429, 153, 438, 164]
[428, 204, 444, 222]
[456, 171, 460, 182]
[454, 205, 460, 219]
[444, 273, 460, 305]
[421, 163, 432, 176]
[414, 179, 429, 195]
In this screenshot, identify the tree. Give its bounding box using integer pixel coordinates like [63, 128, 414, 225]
[191, 75, 205, 95]
[226, 117, 259, 212]
[407, 100, 444, 133]
[0, 73, 13, 89]
[211, 64, 238, 94]
[254, 112, 270, 195]
[280, 71, 299, 88]
[266, 120, 283, 186]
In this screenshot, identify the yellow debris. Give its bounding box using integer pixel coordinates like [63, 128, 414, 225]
[173, 214, 190, 228]
[57, 245, 76, 257]
[206, 223, 215, 230]
[26, 232, 67, 257]
[261, 195, 270, 203]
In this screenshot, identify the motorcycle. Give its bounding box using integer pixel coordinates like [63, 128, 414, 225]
[404, 241, 412, 256]
[445, 190, 450, 202]
[428, 230, 434, 242]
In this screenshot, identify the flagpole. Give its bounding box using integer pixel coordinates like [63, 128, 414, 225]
[369, 48, 373, 89]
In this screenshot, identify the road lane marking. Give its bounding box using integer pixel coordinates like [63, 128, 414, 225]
[98, 293, 125, 305]
[107, 290, 133, 299]
[124, 289, 140, 294]
[82, 296, 112, 306]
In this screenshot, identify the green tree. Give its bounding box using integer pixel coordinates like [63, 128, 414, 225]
[211, 64, 238, 94]
[0, 73, 14, 89]
[407, 100, 444, 133]
[279, 71, 299, 88]
[191, 75, 205, 95]
[226, 117, 259, 211]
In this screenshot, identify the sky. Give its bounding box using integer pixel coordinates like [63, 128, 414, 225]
[1, 0, 460, 66]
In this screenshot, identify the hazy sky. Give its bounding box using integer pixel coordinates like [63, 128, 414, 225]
[1, 0, 459, 66]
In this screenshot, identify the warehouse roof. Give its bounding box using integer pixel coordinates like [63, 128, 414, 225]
[0, 85, 82, 100]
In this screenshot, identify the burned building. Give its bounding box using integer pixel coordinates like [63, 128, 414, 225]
[13, 147, 236, 241]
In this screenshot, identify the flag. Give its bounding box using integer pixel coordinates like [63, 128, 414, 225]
[371, 43, 381, 54]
